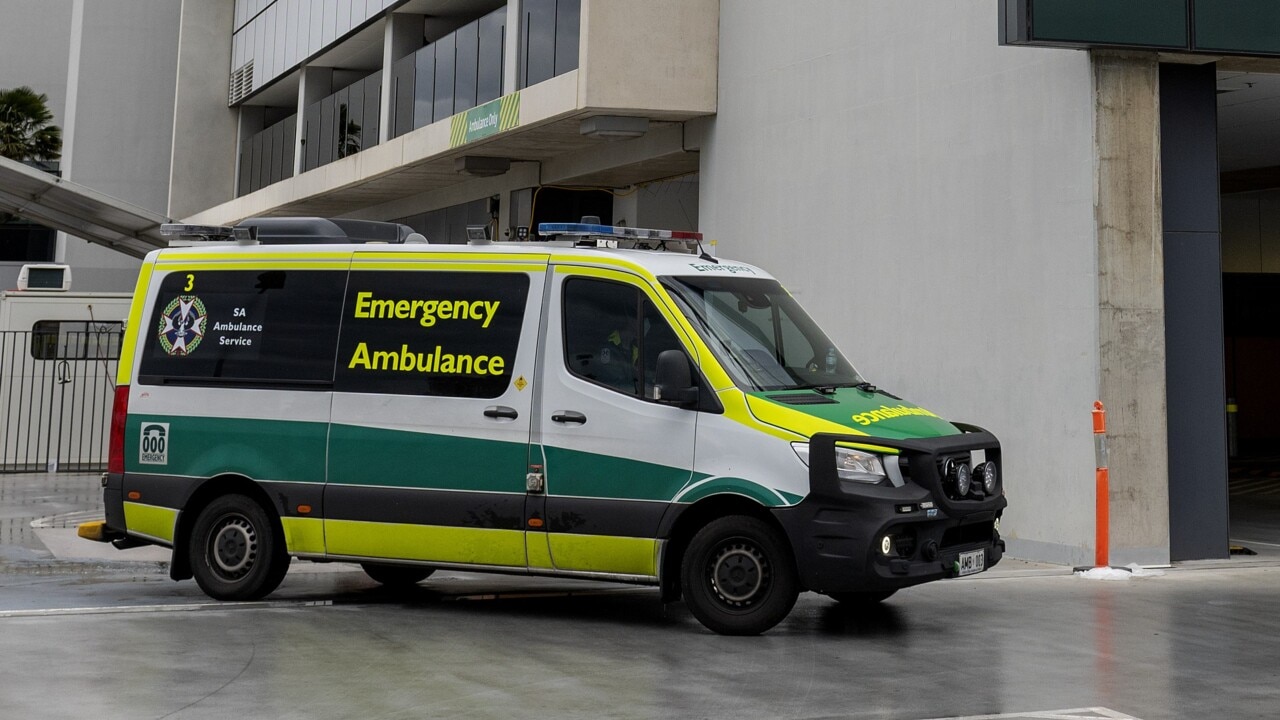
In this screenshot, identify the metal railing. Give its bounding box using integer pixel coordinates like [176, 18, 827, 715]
[0, 330, 120, 473]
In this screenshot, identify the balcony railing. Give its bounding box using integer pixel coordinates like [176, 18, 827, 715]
[238, 113, 296, 197]
[302, 70, 383, 173]
[234, 0, 583, 195]
[392, 6, 510, 138]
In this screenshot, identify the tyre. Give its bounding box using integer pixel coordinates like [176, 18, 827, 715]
[826, 589, 896, 606]
[188, 494, 290, 601]
[361, 563, 434, 587]
[680, 515, 799, 635]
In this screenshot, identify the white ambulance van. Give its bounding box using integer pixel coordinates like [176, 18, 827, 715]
[80, 217, 1006, 635]
[0, 264, 131, 470]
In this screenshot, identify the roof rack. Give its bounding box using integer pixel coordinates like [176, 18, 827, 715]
[161, 217, 428, 246]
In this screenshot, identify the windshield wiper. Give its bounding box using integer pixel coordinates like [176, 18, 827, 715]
[810, 381, 891, 396]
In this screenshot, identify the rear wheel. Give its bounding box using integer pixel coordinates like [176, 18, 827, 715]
[680, 515, 799, 635]
[361, 563, 434, 587]
[188, 494, 290, 601]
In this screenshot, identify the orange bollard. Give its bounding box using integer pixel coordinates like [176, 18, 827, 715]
[1093, 401, 1109, 568]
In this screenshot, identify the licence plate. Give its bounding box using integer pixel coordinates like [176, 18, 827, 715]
[957, 549, 986, 576]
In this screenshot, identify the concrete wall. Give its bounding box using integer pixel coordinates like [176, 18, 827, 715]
[579, 0, 718, 115]
[0, 1, 74, 120]
[701, 1, 1100, 564]
[1, 0, 180, 292]
[0, 0, 75, 290]
[61, 0, 181, 291]
[613, 177, 700, 232]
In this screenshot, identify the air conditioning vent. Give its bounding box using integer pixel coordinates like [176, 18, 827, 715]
[766, 393, 838, 405]
[228, 60, 254, 105]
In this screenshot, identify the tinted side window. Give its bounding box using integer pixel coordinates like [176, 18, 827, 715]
[335, 271, 529, 398]
[563, 278, 685, 400]
[139, 270, 345, 385]
[31, 320, 122, 360]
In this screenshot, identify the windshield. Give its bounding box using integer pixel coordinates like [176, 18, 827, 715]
[664, 276, 865, 392]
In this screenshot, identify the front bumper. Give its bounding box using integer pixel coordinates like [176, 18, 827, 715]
[775, 425, 1007, 594]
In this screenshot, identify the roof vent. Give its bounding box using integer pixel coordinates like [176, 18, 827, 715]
[228, 60, 254, 106]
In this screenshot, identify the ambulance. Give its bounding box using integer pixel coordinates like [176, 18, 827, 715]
[80, 217, 1006, 635]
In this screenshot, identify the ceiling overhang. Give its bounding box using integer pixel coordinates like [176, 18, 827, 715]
[187, 71, 710, 226]
[0, 156, 171, 258]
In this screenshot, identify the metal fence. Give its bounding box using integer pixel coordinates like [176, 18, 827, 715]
[0, 329, 121, 473]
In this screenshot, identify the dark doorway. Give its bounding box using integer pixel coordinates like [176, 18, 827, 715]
[1217, 68, 1280, 558]
[531, 187, 613, 228]
[0, 220, 56, 262]
[1224, 273, 1280, 457]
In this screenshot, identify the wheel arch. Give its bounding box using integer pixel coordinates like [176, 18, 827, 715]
[658, 493, 793, 603]
[169, 474, 283, 581]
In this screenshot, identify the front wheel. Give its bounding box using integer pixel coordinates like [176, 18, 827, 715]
[188, 494, 290, 601]
[680, 515, 799, 635]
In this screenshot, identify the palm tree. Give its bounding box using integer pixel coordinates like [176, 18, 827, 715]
[0, 86, 62, 162]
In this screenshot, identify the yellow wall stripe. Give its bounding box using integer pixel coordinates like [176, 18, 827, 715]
[499, 92, 520, 131]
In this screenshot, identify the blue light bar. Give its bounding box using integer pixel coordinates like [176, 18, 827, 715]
[537, 223, 702, 241]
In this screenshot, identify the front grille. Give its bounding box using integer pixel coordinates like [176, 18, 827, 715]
[941, 521, 996, 549]
[892, 531, 917, 558]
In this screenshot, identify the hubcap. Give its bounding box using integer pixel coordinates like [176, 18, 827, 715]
[710, 542, 769, 606]
[210, 515, 257, 579]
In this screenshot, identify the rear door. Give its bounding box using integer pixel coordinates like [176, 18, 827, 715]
[324, 251, 547, 569]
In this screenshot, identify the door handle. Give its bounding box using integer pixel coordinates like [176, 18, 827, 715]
[483, 405, 519, 420]
[551, 410, 587, 425]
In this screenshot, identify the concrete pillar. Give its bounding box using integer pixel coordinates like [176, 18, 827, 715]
[1093, 52, 1171, 566]
[295, 66, 333, 176]
[169, 0, 238, 219]
[380, 13, 423, 144]
[504, 0, 522, 94]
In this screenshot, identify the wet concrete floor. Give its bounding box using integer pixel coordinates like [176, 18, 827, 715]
[2, 472, 1279, 719]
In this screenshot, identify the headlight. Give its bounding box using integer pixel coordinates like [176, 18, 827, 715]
[976, 461, 999, 494]
[945, 458, 972, 496]
[792, 442, 887, 484]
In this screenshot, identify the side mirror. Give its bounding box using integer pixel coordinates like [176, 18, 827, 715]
[655, 349, 699, 408]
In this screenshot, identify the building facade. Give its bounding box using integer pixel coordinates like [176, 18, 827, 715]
[0, 0, 179, 291]
[8, 0, 1279, 566]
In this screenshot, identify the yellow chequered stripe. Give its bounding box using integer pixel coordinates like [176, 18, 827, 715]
[123, 502, 178, 544]
[499, 92, 520, 131]
[116, 261, 155, 385]
[449, 113, 468, 147]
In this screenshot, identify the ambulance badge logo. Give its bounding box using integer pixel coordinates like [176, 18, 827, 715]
[157, 295, 208, 356]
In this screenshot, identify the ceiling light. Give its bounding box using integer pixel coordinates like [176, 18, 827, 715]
[580, 116, 648, 140]
[454, 156, 511, 177]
